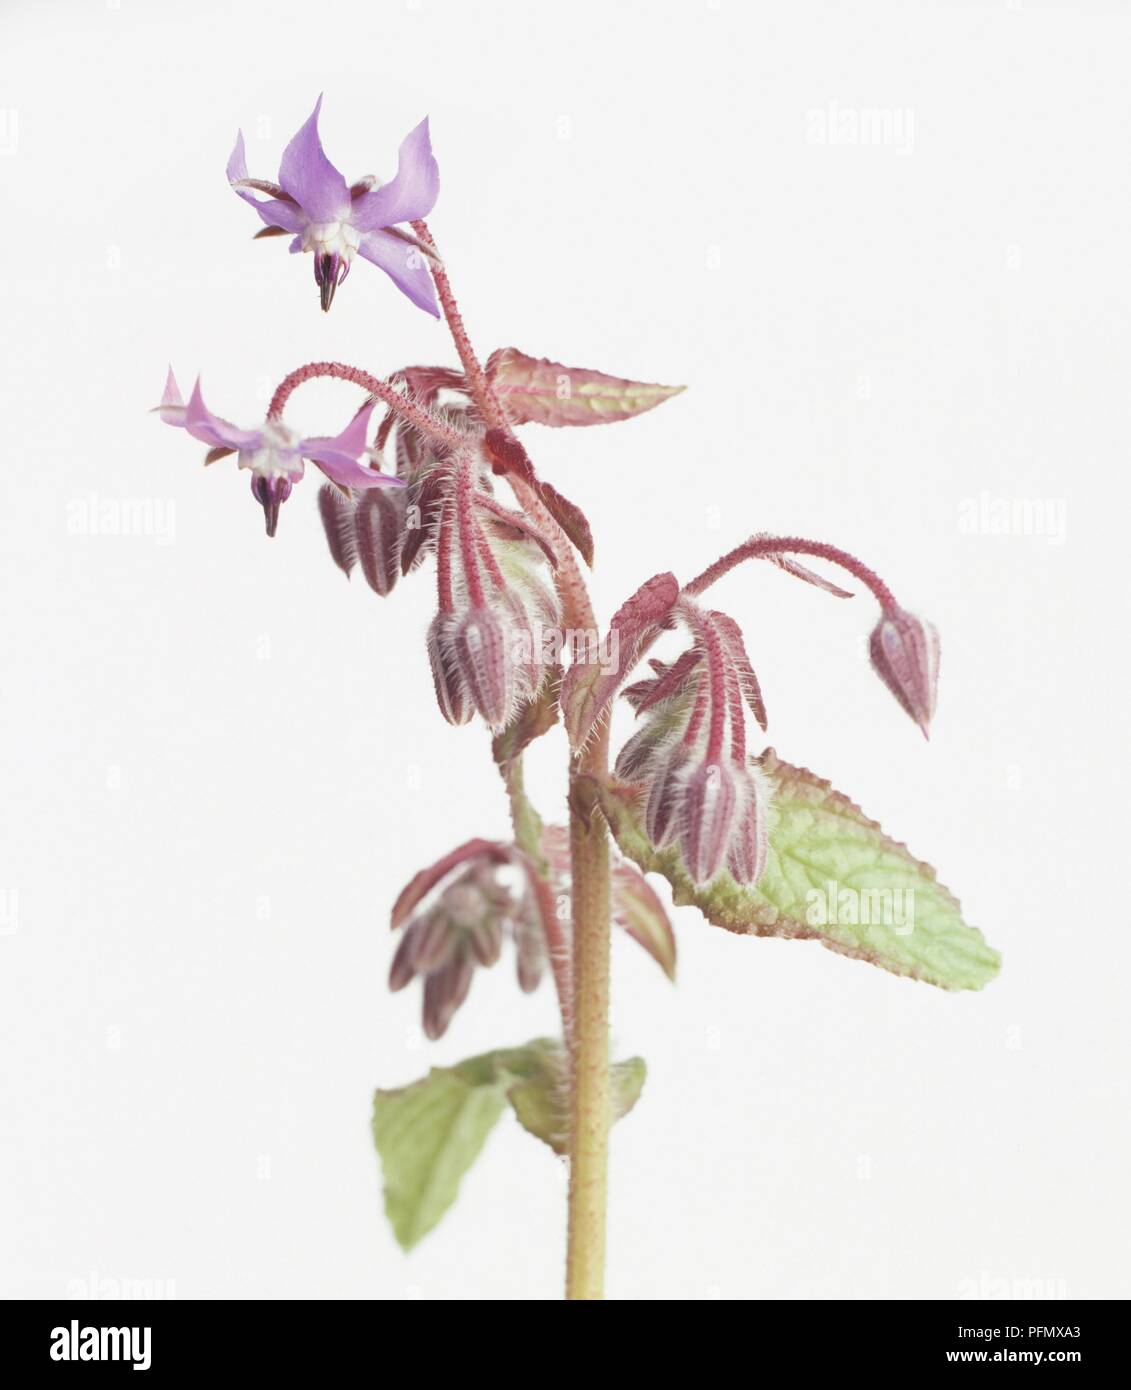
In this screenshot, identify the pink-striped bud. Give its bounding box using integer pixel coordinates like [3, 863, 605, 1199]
[679, 760, 740, 886]
[426, 613, 473, 726]
[422, 951, 475, 1040]
[645, 747, 690, 848]
[869, 607, 940, 738]
[452, 605, 514, 730]
[355, 487, 407, 596]
[726, 769, 770, 886]
[317, 484, 357, 577]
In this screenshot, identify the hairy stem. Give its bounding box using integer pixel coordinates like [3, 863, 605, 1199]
[411, 220, 508, 430]
[421, 225, 613, 1300]
[566, 727, 612, 1301]
[267, 360, 466, 450]
[685, 534, 898, 612]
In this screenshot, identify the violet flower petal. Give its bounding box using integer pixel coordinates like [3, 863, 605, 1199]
[310, 452, 404, 491]
[226, 132, 306, 232]
[183, 379, 262, 452]
[155, 366, 185, 424]
[357, 229, 440, 316]
[300, 399, 375, 462]
[277, 95, 350, 222]
[303, 402, 403, 490]
[351, 118, 439, 232]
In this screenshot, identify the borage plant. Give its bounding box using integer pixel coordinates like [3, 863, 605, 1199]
[157, 98, 999, 1300]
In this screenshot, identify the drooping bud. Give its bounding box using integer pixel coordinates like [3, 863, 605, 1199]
[422, 950, 474, 1040]
[426, 613, 473, 726]
[645, 747, 690, 849]
[317, 484, 357, 577]
[726, 769, 770, 886]
[869, 607, 940, 738]
[508, 887, 547, 993]
[452, 605, 514, 730]
[355, 487, 408, 596]
[250, 474, 293, 537]
[679, 760, 740, 886]
[469, 918, 503, 967]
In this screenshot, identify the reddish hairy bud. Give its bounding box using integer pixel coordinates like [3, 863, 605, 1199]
[423, 951, 474, 1040]
[679, 760, 740, 886]
[427, 613, 473, 726]
[869, 607, 940, 738]
[645, 747, 690, 848]
[726, 769, 770, 886]
[317, 484, 358, 577]
[452, 605, 514, 730]
[355, 488, 408, 596]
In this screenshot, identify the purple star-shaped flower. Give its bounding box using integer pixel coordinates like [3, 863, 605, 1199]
[227, 96, 441, 315]
[156, 369, 402, 536]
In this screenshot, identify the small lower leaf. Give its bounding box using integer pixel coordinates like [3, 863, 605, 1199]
[507, 1040, 647, 1156]
[373, 1041, 650, 1247]
[372, 1057, 510, 1250]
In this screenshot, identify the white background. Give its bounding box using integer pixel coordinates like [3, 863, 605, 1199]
[2, 0, 1128, 1301]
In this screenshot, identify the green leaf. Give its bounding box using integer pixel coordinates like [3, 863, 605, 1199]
[373, 1041, 649, 1246]
[591, 750, 1000, 992]
[372, 1054, 510, 1250]
[486, 347, 685, 428]
[506, 1040, 647, 1156]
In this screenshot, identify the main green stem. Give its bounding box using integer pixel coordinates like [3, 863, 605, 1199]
[417, 221, 612, 1299]
[566, 727, 612, 1300]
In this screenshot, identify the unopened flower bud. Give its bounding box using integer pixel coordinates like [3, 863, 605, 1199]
[469, 918, 503, 967]
[726, 770, 769, 886]
[453, 605, 514, 730]
[423, 950, 474, 1040]
[317, 484, 358, 577]
[869, 607, 940, 738]
[427, 613, 473, 726]
[645, 747, 690, 849]
[355, 487, 408, 596]
[680, 760, 740, 886]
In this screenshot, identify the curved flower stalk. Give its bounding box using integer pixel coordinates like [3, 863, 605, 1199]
[156, 99, 995, 1302]
[227, 96, 440, 313]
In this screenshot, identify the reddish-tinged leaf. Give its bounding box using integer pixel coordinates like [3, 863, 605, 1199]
[538, 480, 594, 568]
[483, 428, 537, 482]
[487, 347, 685, 428]
[769, 551, 854, 599]
[401, 365, 468, 406]
[612, 862, 676, 981]
[390, 839, 510, 930]
[492, 669, 562, 766]
[562, 572, 680, 751]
